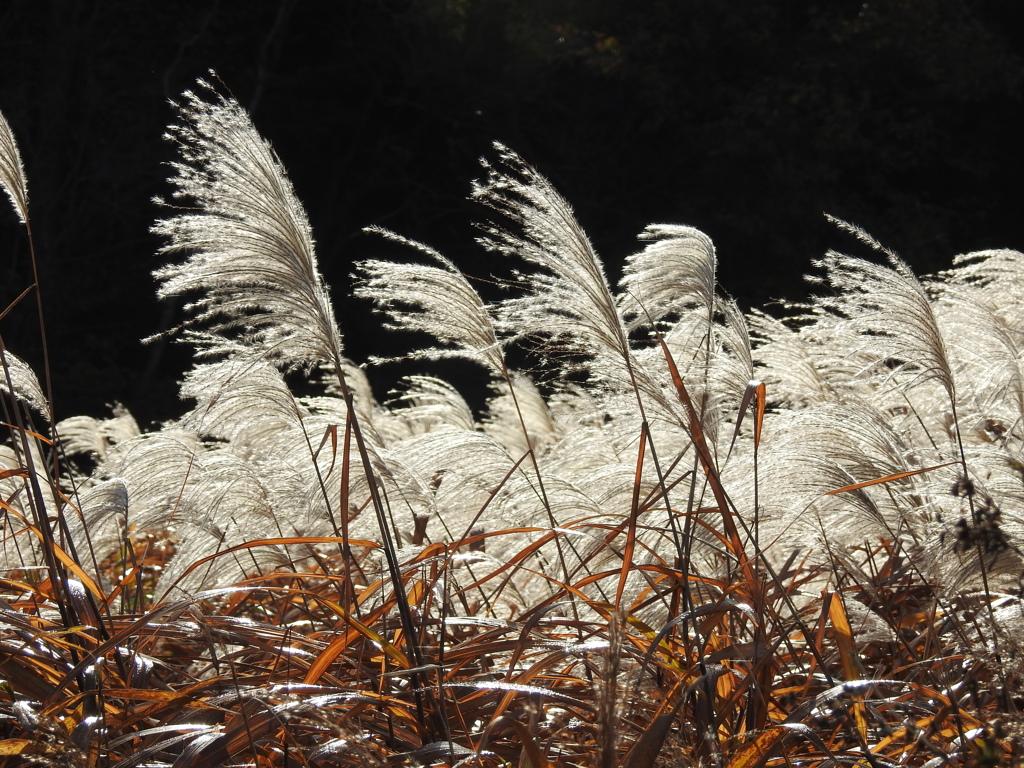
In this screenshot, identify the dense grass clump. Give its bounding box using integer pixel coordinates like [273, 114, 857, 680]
[0, 78, 1023, 766]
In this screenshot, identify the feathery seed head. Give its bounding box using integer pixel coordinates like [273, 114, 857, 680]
[0, 109, 28, 224]
[152, 77, 343, 371]
[619, 224, 717, 328]
[0, 349, 50, 421]
[811, 218, 955, 399]
[473, 143, 633, 383]
[355, 226, 504, 372]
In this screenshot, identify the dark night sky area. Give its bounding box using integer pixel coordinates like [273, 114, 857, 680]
[2, 0, 1023, 426]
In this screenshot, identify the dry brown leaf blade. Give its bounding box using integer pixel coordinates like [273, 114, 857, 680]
[826, 592, 868, 742]
[724, 726, 788, 768]
[824, 462, 957, 495]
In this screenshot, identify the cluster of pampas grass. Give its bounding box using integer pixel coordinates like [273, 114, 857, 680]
[0, 78, 1022, 766]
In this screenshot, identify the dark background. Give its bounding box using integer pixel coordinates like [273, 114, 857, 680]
[1, 0, 1022, 426]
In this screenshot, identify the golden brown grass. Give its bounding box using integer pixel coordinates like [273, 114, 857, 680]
[0, 400, 1020, 766]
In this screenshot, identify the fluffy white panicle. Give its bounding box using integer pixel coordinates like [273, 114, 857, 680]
[932, 282, 1024, 426]
[619, 224, 717, 328]
[473, 143, 633, 383]
[811, 218, 955, 399]
[177, 352, 305, 446]
[0, 440, 52, 568]
[57, 405, 141, 462]
[749, 309, 834, 407]
[484, 372, 557, 459]
[0, 349, 49, 420]
[389, 375, 477, 434]
[0, 109, 28, 224]
[62, 431, 204, 572]
[355, 227, 504, 372]
[947, 248, 1024, 307]
[72, 429, 293, 595]
[152, 77, 343, 371]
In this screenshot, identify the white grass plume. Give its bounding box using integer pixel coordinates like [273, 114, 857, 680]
[811, 217, 955, 399]
[0, 349, 49, 420]
[387, 429, 517, 539]
[0, 439, 52, 568]
[152, 77, 343, 371]
[474, 143, 634, 387]
[389, 375, 476, 434]
[749, 309, 834, 407]
[941, 249, 1024, 426]
[355, 227, 504, 372]
[484, 372, 557, 458]
[0, 109, 28, 224]
[57, 405, 140, 463]
[947, 248, 1024, 312]
[176, 353, 365, 533]
[70, 431, 205, 566]
[931, 282, 1024, 430]
[714, 298, 756, 404]
[616, 223, 745, 447]
[619, 224, 717, 328]
[76, 427, 300, 595]
[177, 351, 307, 446]
[153, 449, 288, 595]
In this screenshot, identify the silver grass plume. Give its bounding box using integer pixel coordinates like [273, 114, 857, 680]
[619, 224, 717, 328]
[0, 439, 51, 568]
[947, 248, 1024, 303]
[470, 154, 688, 596]
[389, 375, 477, 434]
[152, 77, 343, 371]
[177, 350, 307, 445]
[474, 143, 635, 388]
[811, 217, 955, 400]
[0, 109, 28, 224]
[175, 352, 426, 568]
[617, 224, 733, 440]
[0, 350, 49, 420]
[714, 298, 756, 403]
[470, 145, 679, 597]
[749, 309, 834, 407]
[148, 82, 430, 609]
[484, 372, 557, 458]
[65, 431, 203, 570]
[154, 450, 288, 595]
[945, 249, 1024, 361]
[357, 200, 590, 598]
[57, 405, 140, 462]
[176, 353, 369, 535]
[355, 227, 504, 372]
[78, 430, 292, 595]
[387, 429, 516, 534]
[931, 282, 1024, 425]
